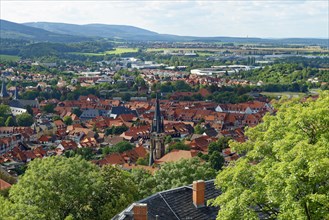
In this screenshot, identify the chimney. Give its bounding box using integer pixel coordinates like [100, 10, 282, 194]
[193, 180, 205, 208]
[133, 203, 148, 220]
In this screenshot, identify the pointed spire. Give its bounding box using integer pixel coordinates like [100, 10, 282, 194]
[0, 80, 9, 98]
[151, 93, 164, 133]
[149, 148, 154, 166]
[13, 86, 19, 100]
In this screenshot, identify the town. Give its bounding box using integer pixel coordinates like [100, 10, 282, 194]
[0, 3, 328, 218]
[0, 64, 274, 170]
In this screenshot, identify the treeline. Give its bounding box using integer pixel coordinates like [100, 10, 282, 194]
[0, 40, 114, 58]
[240, 63, 329, 87]
[277, 56, 329, 68]
[0, 156, 216, 219]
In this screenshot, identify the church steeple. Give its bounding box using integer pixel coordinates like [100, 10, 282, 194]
[0, 80, 9, 98]
[151, 94, 164, 133]
[149, 93, 166, 166]
[13, 86, 19, 100]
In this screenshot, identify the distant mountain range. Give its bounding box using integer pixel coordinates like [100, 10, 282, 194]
[0, 20, 91, 43]
[1, 19, 328, 46]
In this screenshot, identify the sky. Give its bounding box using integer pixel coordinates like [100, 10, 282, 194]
[1, 0, 328, 38]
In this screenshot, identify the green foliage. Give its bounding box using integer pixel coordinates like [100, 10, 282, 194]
[205, 137, 230, 171]
[0, 104, 11, 118]
[168, 141, 190, 152]
[64, 148, 94, 161]
[9, 156, 102, 219]
[20, 90, 39, 100]
[240, 63, 328, 91]
[208, 137, 231, 155]
[131, 169, 157, 198]
[212, 92, 329, 220]
[164, 135, 172, 144]
[63, 116, 73, 125]
[209, 151, 225, 171]
[42, 103, 55, 113]
[98, 165, 139, 219]
[0, 195, 45, 220]
[173, 80, 193, 92]
[103, 141, 134, 155]
[105, 125, 128, 136]
[0, 117, 5, 126]
[194, 124, 205, 134]
[16, 113, 34, 126]
[5, 116, 15, 127]
[153, 157, 217, 192]
[131, 157, 217, 198]
[5, 156, 140, 220]
[52, 115, 61, 121]
[136, 155, 149, 166]
[25, 105, 33, 115]
[72, 108, 82, 117]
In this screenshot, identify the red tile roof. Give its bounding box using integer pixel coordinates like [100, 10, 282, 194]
[0, 179, 11, 190]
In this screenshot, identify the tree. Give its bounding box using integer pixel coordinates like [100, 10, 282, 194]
[9, 156, 102, 220]
[0, 117, 5, 126]
[25, 105, 33, 115]
[111, 141, 134, 153]
[164, 135, 172, 144]
[53, 115, 61, 121]
[0, 195, 44, 220]
[131, 169, 157, 198]
[0, 104, 11, 118]
[153, 157, 217, 192]
[16, 113, 34, 126]
[194, 124, 205, 134]
[209, 151, 225, 171]
[63, 116, 73, 125]
[206, 137, 230, 171]
[42, 104, 55, 113]
[72, 108, 82, 117]
[105, 125, 128, 136]
[212, 92, 329, 220]
[208, 137, 231, 155]
[168, 141, 189, 152]
[98, 165, 139, 219]
[5, 116, 15, 127]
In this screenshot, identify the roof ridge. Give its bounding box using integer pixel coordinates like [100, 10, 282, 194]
[159, 192, 180, 220]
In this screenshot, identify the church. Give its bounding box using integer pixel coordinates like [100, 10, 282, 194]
[149, 95, 165, 166]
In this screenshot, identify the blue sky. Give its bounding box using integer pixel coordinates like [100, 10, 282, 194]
[1, 0, 328, 38]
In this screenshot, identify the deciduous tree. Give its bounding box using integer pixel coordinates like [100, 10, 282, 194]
[16, 113, 34, 126]
[212, 92, 329, 220]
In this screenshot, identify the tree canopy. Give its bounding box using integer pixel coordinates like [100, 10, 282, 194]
[16, 113, 34, 126]
[3, 156, 139, 220]
[212, 92, 329, 220]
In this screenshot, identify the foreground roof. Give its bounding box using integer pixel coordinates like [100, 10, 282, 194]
[113, 179, 220, 220]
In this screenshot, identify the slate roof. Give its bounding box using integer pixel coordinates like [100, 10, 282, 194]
[80, 109, 109, 119]
[9, 99, 39, 108]
[114, 179, 221, 220]
[111, 106, 138, 117]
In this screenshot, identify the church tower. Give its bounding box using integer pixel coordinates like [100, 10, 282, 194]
[149, 94, 165, 165]
[13, 86, 19, 100]
[0, 80, 9, 98]
[0, 79, 10, 104]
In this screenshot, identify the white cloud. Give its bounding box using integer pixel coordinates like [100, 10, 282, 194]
[0, 0, 328, 38]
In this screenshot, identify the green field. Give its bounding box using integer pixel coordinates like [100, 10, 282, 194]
[105, 48, 138, 54]
[146, 47, 225, 53]
[68, 48, 138, 56]
[0, 54, 20, 62]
